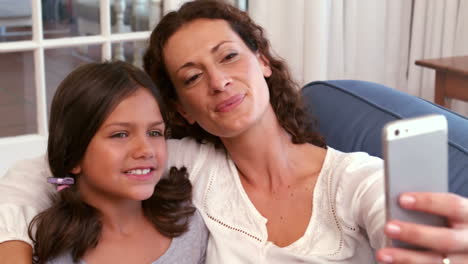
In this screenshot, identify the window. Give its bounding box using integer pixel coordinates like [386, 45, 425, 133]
[0, 0, 247, 175]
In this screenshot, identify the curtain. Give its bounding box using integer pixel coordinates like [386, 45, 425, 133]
[248, 0, 468, 117]
[248, 0, 329, 86]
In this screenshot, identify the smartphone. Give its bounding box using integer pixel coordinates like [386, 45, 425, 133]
[383, 114, 448, 249]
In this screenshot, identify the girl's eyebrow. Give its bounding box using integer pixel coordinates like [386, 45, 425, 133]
[175, 40, 234, 74]
[103, 120, 165, 128]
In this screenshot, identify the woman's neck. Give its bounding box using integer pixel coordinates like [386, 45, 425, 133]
[221, 108, 325, 193]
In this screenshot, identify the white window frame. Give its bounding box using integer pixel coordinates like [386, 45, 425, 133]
[0, 0, 155, 176]
[0, 0, 247, 176]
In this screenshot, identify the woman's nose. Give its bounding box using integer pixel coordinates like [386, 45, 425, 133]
[208, 67, 231, 93]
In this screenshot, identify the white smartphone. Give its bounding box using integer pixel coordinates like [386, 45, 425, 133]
[383, 114, 448, 249]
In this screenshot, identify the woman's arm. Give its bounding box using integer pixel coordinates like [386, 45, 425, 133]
[0, 156, 54, 245]
[342, 154, 387, 249]
[0, 241, 32, 264]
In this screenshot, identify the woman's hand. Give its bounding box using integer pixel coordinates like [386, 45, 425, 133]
[377, 192, 468, 264]
[0, 240, 32, 264]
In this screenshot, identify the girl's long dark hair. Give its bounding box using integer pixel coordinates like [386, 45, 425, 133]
[144, 0, 326, 149]
[28, 61, 195, 264]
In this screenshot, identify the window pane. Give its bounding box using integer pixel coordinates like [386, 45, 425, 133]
[44, 0, 101, 39]
[0, 1, 33, 42]
[111, 0, 162, 33]
[45, 45, 102, 116]
[112, 40, 147, 69]
[0, 51, 37, 137]
[237, 0, 248, 11]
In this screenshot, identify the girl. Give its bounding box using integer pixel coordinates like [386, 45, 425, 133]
[28, 61, 207, 264]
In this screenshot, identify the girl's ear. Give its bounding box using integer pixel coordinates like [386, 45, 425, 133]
[175, 102, 196, 124]
[70, 166, 81, 175]
[257, 53, 272, 78]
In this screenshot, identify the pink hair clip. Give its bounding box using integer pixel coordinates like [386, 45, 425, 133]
[47, 177, 74, 192]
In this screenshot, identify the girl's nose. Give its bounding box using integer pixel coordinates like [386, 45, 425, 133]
[132, 137, 155, 160]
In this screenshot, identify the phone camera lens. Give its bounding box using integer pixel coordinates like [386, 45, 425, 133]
[395, 129, 400, 136]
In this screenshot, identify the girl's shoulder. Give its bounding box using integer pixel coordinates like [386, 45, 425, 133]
[154, 210, 208, 264]
[45, 253, 83, 264]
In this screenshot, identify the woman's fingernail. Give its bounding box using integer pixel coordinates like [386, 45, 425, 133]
[386, 223, 401, 235]
[381, 254, 393, 263]
[400, 194, 416, 207]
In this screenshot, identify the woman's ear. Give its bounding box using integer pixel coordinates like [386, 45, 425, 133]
[257, 53, 272, 78]
[175, 102, 196, 124]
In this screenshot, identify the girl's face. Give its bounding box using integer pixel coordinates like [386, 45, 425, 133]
[73, 87, 167, 203]
[163, 18, 273, 139]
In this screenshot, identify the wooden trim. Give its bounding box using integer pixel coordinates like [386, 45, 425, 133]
[434, 71, 446, 107]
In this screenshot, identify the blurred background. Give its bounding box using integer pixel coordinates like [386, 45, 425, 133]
[0, 0, 467, 176]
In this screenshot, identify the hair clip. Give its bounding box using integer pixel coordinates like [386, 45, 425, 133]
[47, 177, 75, 185]
[47, 177, 74, 192]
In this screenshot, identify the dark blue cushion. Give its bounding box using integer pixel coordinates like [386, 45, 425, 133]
[302, 80, 468, 197]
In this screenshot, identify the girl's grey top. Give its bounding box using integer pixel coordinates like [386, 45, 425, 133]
[47, 211, 208, 264]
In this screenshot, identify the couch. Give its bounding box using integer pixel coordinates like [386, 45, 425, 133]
[302, 80, 468, 197]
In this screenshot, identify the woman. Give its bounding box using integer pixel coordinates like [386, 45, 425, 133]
[1, 1, 468, 263]
[30, 61, 207, 263]
[144, 1, 468, 263]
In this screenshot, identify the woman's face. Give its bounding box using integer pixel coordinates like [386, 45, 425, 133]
[163, 18, 272, 139]
[73, 87, 167, 203]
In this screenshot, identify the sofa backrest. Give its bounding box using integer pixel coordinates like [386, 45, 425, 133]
[302, 80, 468, 197]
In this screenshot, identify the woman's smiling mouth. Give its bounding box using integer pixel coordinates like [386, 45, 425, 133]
[215, 94, 245, 113]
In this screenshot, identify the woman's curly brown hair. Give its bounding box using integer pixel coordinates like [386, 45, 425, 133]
[143, 0, 326, 148]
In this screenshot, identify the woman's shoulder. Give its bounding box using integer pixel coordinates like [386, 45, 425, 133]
[167, 138, 212, 160]
[321, 148, 385, 241]
[319, 147, 384, 199]
[167, 137, 220, 154]
[3, 154, 51, 179]
[324, 147, 383, 177]
[166, 137, 226, 174]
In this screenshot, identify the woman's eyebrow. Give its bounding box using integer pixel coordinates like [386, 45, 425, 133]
[176, 40, 234, 74]
[211, 40, 233, 53]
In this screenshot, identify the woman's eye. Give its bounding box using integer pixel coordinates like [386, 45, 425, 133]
[184, 73, 201, 85]
[223, 52, 238, 62]
[111, 132, 128, 138]
[148, 130, 163, 137]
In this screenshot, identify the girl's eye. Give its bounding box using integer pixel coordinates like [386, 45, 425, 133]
[111, 132, 128, 138]
[184, 73, 201, 85]
[222, 52, 238, 62]
[148, 130, 163, 137]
